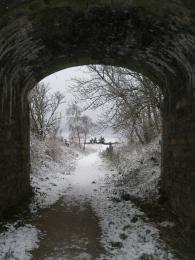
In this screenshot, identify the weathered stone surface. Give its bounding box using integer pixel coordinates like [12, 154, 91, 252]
[0, 0, 195, 236]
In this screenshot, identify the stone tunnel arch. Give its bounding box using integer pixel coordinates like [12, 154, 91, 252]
[0, 0, 195, 235]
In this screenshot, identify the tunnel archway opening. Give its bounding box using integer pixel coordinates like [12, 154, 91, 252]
[31, 65, 162, 148]
[29, 67, 166, 260]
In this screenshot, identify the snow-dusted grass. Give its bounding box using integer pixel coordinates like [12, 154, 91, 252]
[103, 138, 162, 202]
[30, 135, 76, 210]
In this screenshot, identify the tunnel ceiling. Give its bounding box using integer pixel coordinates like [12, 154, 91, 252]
[0, 0, 195, 96]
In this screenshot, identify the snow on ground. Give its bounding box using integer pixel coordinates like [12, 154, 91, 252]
[0, 224, 39, 260]
[0, 138, 177, 259]
[34, 141, 176, 259]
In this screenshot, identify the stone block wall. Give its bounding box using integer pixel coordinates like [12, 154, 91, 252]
[0, 98, 31, 217]
[161, 91, 195, 235]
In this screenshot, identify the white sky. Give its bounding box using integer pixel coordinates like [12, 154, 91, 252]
[41, 66, 118, 141]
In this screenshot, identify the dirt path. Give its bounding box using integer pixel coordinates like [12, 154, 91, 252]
[31, 147, 107, 259]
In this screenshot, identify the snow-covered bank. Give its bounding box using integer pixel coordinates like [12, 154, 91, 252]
[30, 136, 76, 210]
[103, 139, 162, 202]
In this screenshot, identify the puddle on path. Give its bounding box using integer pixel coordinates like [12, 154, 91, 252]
[31, 196, 105, 260]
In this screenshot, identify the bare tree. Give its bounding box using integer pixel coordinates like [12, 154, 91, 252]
[66, 103, 82, 148]
[80, 115, 94, 150]
[66, 103, 94, 149]
[30, 83, 65, 139]
[70, 65, 163, 144]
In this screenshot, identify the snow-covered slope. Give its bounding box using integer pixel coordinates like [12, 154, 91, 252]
[30, 136, 76, 210]
[104, 138, 162, 202]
